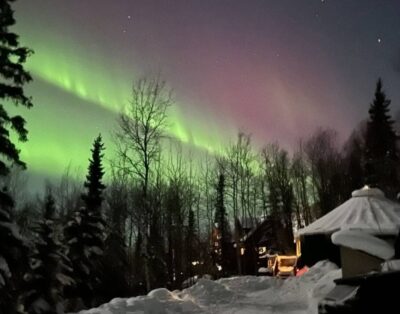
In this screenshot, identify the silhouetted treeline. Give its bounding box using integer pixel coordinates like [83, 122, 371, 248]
[2, 2, 400, 312]
[4, 78, 397, 313]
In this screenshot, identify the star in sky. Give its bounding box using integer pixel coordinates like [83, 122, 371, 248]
[13, 0, 400, 182]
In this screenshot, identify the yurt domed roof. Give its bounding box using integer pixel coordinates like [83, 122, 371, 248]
[296, 186, 400, 237]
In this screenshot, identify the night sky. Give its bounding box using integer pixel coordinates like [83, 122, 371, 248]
[11, 0, 400, 184]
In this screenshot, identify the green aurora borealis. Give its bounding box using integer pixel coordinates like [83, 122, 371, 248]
[12, 28, 231, 182]
[10, 0, 400, 189]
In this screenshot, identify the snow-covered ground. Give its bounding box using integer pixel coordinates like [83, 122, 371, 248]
[74, 260, 341, 314]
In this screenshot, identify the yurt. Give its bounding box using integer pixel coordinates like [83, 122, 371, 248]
[295, 186, 400, 266]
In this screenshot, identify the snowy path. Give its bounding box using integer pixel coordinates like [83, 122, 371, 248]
[75, 261, 341, 314]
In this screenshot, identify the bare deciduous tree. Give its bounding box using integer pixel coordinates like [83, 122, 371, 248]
[223, 132, 256, 274]
[261, 143, 295, 253]
[304, 128, 345, 216]
[114, 76, 172, 291]
[291, 140, 313, 227]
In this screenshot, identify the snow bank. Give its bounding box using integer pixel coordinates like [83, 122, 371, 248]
[78, 289, 204, 314]
[217, 275, 276, 294]
[275, 260, 340, 314]
[180, 278, 236, 306]
[308, 269, 342, 314]
[73, 260, 339, 314]
[332, 230, 395, 260]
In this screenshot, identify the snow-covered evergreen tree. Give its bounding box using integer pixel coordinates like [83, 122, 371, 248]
[0, 0, 33, 190]
[82, 135, 106, 215]
[64, 135, 106, 308]
[0, 201, 27, 313]
[0, 1, 33, 311]
[22, 193, 73, 314]
[63, 207, 95, 309]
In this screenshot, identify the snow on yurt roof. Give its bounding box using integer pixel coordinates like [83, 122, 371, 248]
[296, 186, 400, 237]
[331, 230, 395, 260]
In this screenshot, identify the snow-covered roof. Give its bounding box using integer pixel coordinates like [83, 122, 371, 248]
[296, 186, 400, 237]
[381, 259, 400, 272]
[331, 230, 395, 260]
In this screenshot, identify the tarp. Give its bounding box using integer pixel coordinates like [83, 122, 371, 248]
[296, 187, 400, 237]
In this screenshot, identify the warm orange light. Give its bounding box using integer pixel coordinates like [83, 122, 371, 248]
[296, 239, 301, 257]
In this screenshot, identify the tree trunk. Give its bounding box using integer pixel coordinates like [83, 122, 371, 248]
[234, 219, 242, 275]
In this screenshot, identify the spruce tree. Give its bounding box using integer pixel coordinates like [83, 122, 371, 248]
[185, 209, 197, 279]
[213, 173, 230, 276]
[364, 79, 399, 197]
[64, 135, 106, 309]
[82, 135, 106, 214]
[0, 1, 33, 311]
[215, 174, 226, 244]
[22, 193, 73, 314]
[0, 0, 33, 202]
[63, 208, 90, 310]
[81, 135, 106, 295]
[0, 199, 26, 313]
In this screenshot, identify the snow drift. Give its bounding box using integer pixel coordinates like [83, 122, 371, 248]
[73, 260, 340, 314]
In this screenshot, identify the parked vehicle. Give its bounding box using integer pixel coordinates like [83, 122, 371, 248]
[275, 255, 298, 278]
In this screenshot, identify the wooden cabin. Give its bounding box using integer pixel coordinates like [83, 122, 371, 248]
[241, 215, 295, 275]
